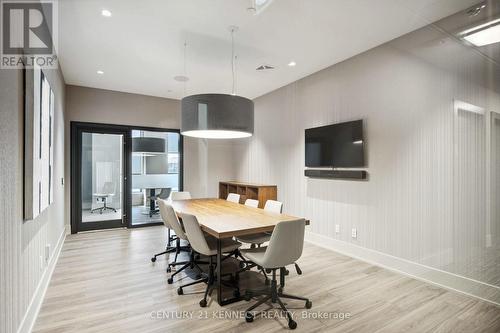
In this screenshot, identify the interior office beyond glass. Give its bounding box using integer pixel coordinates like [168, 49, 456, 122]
[131, 130, 180, 225]
[81, 132, 124, 224]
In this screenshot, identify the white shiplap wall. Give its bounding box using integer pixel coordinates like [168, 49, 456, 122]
[233, 25, 500, 297]
[0, 67, 66, 333]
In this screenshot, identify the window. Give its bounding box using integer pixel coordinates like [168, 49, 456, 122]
[168, 153, 179, 173]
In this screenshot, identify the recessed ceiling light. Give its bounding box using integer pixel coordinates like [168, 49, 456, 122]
[97, 70, 104, 75]
[249, 0, 274, 15]
[288, 61, 296, 67]
[101, 9, 112, 17]
[460, 19, 500, 47]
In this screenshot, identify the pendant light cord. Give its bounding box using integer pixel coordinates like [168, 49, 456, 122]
[231, 28, 237, 95]
[183, 41, 187, 96]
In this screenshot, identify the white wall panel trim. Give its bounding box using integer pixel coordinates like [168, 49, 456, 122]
[17, 227, 66, 333]
[305, 231, 500, 306]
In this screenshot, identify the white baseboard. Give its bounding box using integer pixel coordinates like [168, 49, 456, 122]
[17, 227, 66, 333]
[305, 231, 500, 306]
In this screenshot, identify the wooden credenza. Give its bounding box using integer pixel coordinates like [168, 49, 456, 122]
[218, 181, 277, 208]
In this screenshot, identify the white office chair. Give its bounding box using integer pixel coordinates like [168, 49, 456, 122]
[236, 200, 283, 246]
[170, 191, 192, 201]
[226, 193, 241, 203]
[176, 212, 241, 307]
[156, 200, 207, 283]
[263, 200, 283, 213]
[244, 198, 259, 208]
[91, 182, 116, 214]
[241, 219, 311, 329]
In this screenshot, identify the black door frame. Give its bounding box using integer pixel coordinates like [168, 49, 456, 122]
[127, 125, 184, 229]
[70, 121, 183, 234]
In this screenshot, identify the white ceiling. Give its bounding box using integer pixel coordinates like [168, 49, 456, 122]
[58, 0, 480, 100]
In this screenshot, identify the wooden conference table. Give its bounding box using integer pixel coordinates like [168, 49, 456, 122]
[170, 198, 310, 305]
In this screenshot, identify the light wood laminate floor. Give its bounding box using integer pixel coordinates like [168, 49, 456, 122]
[34, 227, 500, 333]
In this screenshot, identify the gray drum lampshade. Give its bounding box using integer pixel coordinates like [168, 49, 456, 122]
[132, 137, 166, 155]
[181, 93, 254, 139]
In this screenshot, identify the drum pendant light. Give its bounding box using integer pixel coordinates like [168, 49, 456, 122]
[181, 26, 254, 139]
[132, 137, 166, 156]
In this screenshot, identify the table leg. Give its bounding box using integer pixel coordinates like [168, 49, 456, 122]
[216, 238, 222, 305]
[280, 267, 285, 290]
[149, 189, 156, 217]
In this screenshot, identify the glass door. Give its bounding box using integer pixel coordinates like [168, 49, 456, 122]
[73, 125, 128, 232]
[131, 129, 181, 226]
[71, 123, 181, 232]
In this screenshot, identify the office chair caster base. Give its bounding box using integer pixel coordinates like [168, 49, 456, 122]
[288, 320, 297, 329]
[245, 312, 254, 323]
[305, 300, 312, 309]
[151, 257, 156, 263]
[239, 261, 246, 269]
[199, 299, 207, 307]
[177, 288, 183, 295]
[244, 291, 252, 301]
[294, 263, 302, 275]
[167, 277, 173, 284]
[166, 267, 171, 273]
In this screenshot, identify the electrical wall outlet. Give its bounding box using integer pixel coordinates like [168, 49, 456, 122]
[45, 244, 51, 262]
[335, 224, 340, 233]
[486, 234, 492, 248]
[351, 228, 357, 239]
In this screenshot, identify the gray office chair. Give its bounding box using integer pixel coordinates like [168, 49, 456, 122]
[235, 200, 284, 284]
[162, 191, 191, 257]
[176, 212, 241, 307]
[226, 193, 241, 203]
[91, 182, 117, 214]
[241, 219, 311, 329]
[151, 198, 189, 263]
[148, 188, 172, 216]
[155, 200, 207, 283]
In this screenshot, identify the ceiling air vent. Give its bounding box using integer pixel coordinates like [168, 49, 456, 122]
[256, 65, 274, 71]
[466, 3, 486, 17]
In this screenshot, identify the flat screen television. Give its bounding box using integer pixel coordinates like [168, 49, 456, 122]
[305, 120, 364, 168]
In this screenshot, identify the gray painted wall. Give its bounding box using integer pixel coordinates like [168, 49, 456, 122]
[65, 85, 235, 230]
[0, 66, 66, 333]
[233, 22, 500, 292]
